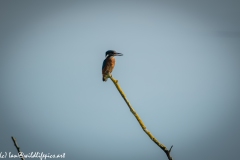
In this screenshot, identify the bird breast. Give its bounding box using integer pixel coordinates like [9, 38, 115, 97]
[103, 56, 116, 74]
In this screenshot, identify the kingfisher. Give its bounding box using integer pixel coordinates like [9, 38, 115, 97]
[102, 50, 123, 81]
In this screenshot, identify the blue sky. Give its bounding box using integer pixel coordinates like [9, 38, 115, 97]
[1, 0, 240, 160]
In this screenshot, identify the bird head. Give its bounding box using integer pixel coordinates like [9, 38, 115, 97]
[105, 50, 123, 57]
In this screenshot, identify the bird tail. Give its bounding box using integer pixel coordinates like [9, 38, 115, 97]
[102, 76, 108, 82]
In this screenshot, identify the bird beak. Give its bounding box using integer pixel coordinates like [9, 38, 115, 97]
[115, 53, 123, 56]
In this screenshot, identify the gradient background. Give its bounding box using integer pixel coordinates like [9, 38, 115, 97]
[1, 0, 240, 160]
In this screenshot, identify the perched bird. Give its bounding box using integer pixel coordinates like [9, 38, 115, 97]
[102, 50, 123, 81]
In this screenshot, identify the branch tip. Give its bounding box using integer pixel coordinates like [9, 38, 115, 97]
[169, 145, 173, 153]
[11, 136, 25, 160]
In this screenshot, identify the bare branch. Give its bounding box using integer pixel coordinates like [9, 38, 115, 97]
[11, 136, 25, 160]
[109, 75, 174, 160]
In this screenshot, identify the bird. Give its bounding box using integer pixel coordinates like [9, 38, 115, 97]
[102, 50, 123, 81]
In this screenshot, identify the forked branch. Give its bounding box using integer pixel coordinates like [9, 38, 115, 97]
[109, 75, 173, 160]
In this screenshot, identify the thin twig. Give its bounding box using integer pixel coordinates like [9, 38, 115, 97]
[11, 136, 25, 160]
[169, 145, 173, 153]
[109, 75, 174, 160]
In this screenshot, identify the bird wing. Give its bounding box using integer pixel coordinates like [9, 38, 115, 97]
[102, 58, 107, 70]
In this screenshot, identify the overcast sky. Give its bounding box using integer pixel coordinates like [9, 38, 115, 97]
[0, 0, 240, 160]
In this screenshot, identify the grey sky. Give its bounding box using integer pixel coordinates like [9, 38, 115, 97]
[1, 0, 240, 160]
